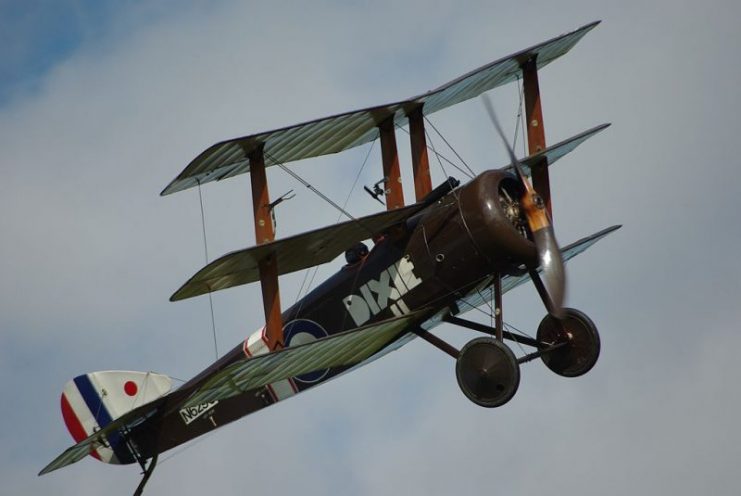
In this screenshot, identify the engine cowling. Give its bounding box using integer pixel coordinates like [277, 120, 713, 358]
[457, 170, 538, 272]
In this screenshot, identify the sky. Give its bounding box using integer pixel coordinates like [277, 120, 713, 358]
[2, 0, 740, 494]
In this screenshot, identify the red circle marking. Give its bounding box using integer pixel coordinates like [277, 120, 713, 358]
[124, 381, 138, 397]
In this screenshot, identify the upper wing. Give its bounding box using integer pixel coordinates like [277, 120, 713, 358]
[182, 312, 420, 408]
[161, 21, 600, 196]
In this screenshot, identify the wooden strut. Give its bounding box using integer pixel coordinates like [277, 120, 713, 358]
[412, 328, 460, 359]
[494, 273, 503, 341]
[249, 145, 284, 350]
[406, 105, 433, 201]
[378, 116, 405, 210]
[522, 57, 551, 217]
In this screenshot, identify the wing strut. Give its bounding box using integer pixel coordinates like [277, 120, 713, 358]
[380, 104, 434, 208]
[379, 117, 405, 210]
[522, 57, 551, 217]
[407, 105, 433, 201]
[248, 144, 284, 350]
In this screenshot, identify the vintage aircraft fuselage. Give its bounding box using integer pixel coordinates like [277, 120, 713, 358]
[123, 170, 537, 460]
[42, 24, 613, 488]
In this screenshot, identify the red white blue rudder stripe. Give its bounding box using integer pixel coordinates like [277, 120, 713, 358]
[60, 371, 171, 465]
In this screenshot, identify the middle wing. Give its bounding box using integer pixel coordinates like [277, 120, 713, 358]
[171, 202, 425, 301]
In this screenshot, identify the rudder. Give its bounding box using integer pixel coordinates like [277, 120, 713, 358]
[60, 370, 171, 465]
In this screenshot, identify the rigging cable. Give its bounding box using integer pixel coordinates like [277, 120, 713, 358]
[265, 150, 357, 224]
[425, 125, 457, 185]
[293, 138, 378, 310]
[423, 116, 477, 178]
[512, 74, 527, 156]
[197, 180, 219, 360]
[395, 124, 473, 179]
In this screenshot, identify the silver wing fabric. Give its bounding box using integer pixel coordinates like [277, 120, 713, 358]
[161, 22, 600, 196]
[171, 203, 424, 300]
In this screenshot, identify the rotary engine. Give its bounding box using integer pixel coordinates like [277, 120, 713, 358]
[456, 170, 538, 273]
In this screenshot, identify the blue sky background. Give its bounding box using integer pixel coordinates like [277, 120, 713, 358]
[2, 1, 740, 494]
[2, 1, 122, 104]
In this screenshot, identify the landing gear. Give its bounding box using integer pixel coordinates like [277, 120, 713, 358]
[416, 305, 600, 409]
[455, 338, 520, 408]
[133, 452, 158, 496]
[537, 308, 600, 377]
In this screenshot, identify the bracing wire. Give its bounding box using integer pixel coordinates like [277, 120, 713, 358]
[518, 78, 528, 158]
[394, 124, 473, 179]
[293, 138, 378, 310]
[197, 180, 219, 359]
[265, 151, 357, 223]
[338, 137, 378, 221]
[512, 75, 524, 152]
[426, 125, 452, 179]
[423, 116, 477, 178]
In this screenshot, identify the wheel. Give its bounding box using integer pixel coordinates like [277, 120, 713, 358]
[456, 337, 520, 408]
[537, 308, 600, 377]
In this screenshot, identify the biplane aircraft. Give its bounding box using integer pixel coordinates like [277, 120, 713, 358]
[41, 21, 620, 494]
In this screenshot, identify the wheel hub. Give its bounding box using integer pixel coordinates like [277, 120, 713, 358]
[456, 337, 520, 408]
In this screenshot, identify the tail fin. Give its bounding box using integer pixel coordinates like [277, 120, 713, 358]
[60, 371, 171, 465]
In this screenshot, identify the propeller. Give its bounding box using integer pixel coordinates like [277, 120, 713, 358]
[482, 95, 566, 319]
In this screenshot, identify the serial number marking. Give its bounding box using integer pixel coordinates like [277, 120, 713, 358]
[179, 401, 218, 425]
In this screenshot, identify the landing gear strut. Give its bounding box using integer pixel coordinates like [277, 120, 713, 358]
[417, 290, 599, 407]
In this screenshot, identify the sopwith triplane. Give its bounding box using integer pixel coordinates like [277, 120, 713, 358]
[41, 21, 619, 494]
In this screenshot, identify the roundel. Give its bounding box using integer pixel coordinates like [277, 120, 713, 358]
[283, 319, 330, 384]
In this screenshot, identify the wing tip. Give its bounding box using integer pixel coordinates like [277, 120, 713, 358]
[170, 285, 196, 302]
